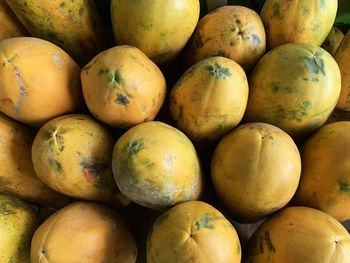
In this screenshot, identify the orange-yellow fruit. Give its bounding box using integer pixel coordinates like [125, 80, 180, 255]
[147, 201, 241, 263]
[261, 0, 338, 50]
[245, 43, 341, 138]
[81, 45, 166, 129]
[211, 123, 301, 222]
[31, 202, 137, 263]
[294, 121, 350, 222]
[31, 114, 129, 208]
[0, 37, 83, 127]
[112, 121, 203, 211]
[321, 27, 344, 56]
[169, 56, 248, 143]
[186, 5, 266, 72]
[246, 206, 350, 263]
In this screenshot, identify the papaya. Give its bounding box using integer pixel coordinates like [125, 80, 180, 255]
[112, 121, 203, 211]
[5, 0, 107, 65]
[321, 27, 344, 56]
[31, 114, 129, 208]
[31, 201, 137, 263]
[260, 0, 338, 50]
[0, 193, 41, 263]
[211, 123, 301, 222]
[294, 121, 350, 222]
[0, 0, 27, 41]
[111, 0, 199, 65]
[246, 206, 350, 262]
[335, 30, 350, 111]
[147, 201, 241, 263]
[0, 113, 70, 208]
[169, 56, 248, 144]
[186, 5, 266, 72]
[0, 37, 83, 127]
[245, 43, 341, 138]
[81, 45, 166, 129]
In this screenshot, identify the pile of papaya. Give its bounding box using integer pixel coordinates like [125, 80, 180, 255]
[0, 0, 350, 262]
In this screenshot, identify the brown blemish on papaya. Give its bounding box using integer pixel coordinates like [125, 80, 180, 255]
[81, 162, 108, 183]
[115, 94, 129, 106]
[272, 3, 282, 18]
[49, 159, 63, 173]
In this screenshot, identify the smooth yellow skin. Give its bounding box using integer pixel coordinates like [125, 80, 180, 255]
[111, 0, 199, 65]
[186, 5, 266, 72]
[31, 202, 137, 263]
[211, 123, 301, 222]
[294, 122, 350, 222]
[321, 27, 344, 56]
[335, 30, 350, 111]
[32, 114, 129, 208]
[5, 0, 106, 65]
[147, 201, 241, 263]
[325, 108, 350, 124]
[112, 121, 203, 211]
[261, 0, 337, 50]
[81, 45, 166, 129]
[245, 43, 341, 138]
[0, 113, 70, 208]
[0, 0, 27, 41]
[0, 193, 41, 263]
[170, 56, 248, 143]
[0, 37, 83, 127]
[246, 206, 350, 263]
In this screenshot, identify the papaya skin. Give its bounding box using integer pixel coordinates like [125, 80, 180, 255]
[31, 202, 137, 263]
[0, 0, 28, 41]
[0, 37, 83, 127]
[0, 113, 70, 208]
[112, 121, 203, 211]
[211, 123, 301, 223]
[245, 43, 341, 138]
[335, 30, 350, 111]
[169, 56, 248, 143]
[81, 45, 166, 129]
[0, 193, 41, 263]
[246, 206, 350, 263]
[147, 201, 241, 263]
[5, 0, 107, 65]
[260, 0, 337, 50]
[31, 114, 129, 208]
[186, 5, 266, 72]
[111, 0, 199, 65]
[294, 122, 350, 222]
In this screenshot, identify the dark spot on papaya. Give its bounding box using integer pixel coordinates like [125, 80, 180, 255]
[144, 118, 148, 122]
[215, 51, 226, 57]
[305, 56, 325, 75]
[178, 105, 184, 122]
[235, 19, 241, 24]
[99, 68, 109, 76]
[59, 2, 65, 8]
[82, 65, 91, 73]
[111, 221, 117, 231]
[230, 42, 234, 46]
[301, 77, 308, 81]
[338, 181, 350, 193]
[272, 3, 282, 18]
[295, 118, 301, 123]
[230, 25, 236, 32]
[41, 249, 46, 254]
[81, 162, 109, 183]
[115, 94, 129, 106]
[335, 240, 339, 244]
[205, 63, 232, 80]
[252, 34, 262, 45]
[259, 239, 264, 253]
[59, 145, 65, 152]
[49, 159, 63, 173]
[79, 7, 84, 16]
[114, 71, 125, 86]
[193, 214, 225, 232]
[126, 140, 145, 158]
[265, 231, 276, 252]
[142, 159, 153, 167]
[311, 77, 319, 82]
[303, 101, 312, 108]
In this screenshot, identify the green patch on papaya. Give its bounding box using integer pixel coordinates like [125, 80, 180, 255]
[114, 71, 125, 86]
[79, 7, 84, 16]
[272, 3, 282, 18]
[259, 238, 264, 253]
[156, 212, 170, 225]
[49, 159, 63, 173]
[311, 77, 319, 82]
[142, 159, 154, 168]
[194, 33, 204, 48]
[99, 68, 109, 76]
[306, 55, 325, 75]
[301, 6, 310, 16]
[303, 101, 312, 108]
[126, 140, 145, 158]
[338, 181, 350, 193]
[59, 145, 65, 152]
[319, 0, 326, 10]
[252, 34, 262, 45]
[264, 231, 276, 252]
[205, 63, 232, 80]
[115, 94, 129, 106]
[60, 2, 65, 8]
[194, 213, 226, 231]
